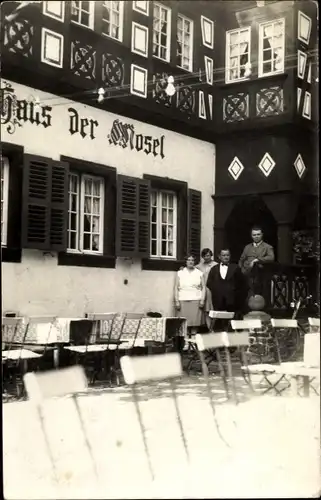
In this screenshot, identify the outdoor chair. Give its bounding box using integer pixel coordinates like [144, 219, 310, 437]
[120, 352, 186, 482]
[2, 316, 56, 397]
[184, 311, 235, 375]
[195, 331, 251, 404]
[64, 318, 99, 383]
[85, 312, 119, 384]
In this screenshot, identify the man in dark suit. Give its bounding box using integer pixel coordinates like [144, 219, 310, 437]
[206, 248, 244, 330]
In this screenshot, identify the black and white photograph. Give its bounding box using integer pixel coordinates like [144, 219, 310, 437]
[1, 0, 320, 498]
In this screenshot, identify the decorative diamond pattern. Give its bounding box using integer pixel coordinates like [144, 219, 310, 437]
[228, 157, 244, 181]
[294, 154, 306, 178]
[258, 153, 276, 177]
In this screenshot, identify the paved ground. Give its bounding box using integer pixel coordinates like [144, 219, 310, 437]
[3, 373, 320, 499]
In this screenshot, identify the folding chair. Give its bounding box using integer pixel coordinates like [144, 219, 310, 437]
[195, 331, 251, 405]
[23, 366, 100, 487]
[85, 313, 119, 384]
[120, 353, 186, 482]
[2, 316, 56, 397]
[185, 312, 235, 375]
[270, 318, 300, 362]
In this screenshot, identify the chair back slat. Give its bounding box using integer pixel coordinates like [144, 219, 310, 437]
[231, 319, 262, 330]
[27, 316, 57, 325]
[86, 313, 117, 322]
[120, 353, 182, 384]
[271, 319, 298, 328]
[209, 311, 235, 319]
[2, 317, 24, 327]
[124, 313, 145, 320]
[304, 333, 320, 367]
[23, 366, 88, 402]
[195, 332, 249, 351]
[308, 317, 320, 327]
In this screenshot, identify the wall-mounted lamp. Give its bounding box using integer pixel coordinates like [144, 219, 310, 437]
[244, 62, 252, 78]
[165, 76, 176, 97]
[97, 87, 105, 103]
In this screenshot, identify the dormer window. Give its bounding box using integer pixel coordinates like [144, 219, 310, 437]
[225, 27, 251, 83]
[258, 18, 285, 77]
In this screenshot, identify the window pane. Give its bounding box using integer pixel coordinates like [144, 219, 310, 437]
[92, 216, 100, 232]
[151, 240, 157, 255]
[151, 207, 157, 223]
[83, 233, 91, 250]
[161, 240, 167, 255]
[83, 214, 91, 232]
[84, 178, 92, 195]
[151, 223, 157, 238]
[92, 235, 99, 251]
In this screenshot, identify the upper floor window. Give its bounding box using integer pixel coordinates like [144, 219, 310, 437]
[102, 1, 124, 41]
[68, 173, 104, 254]
[153, 3, 171, 62]
[225, 27, 251, 83]
[177, 14, 193, 72]
[259, 18, 285, 77]
[1, 157, 9, 247]
[71, 1, 94, 29]
[151, 190, 177, 259]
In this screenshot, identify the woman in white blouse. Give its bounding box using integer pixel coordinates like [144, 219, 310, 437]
[174, 254, 206, 336]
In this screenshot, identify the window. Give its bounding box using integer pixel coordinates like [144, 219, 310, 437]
[177, 14, 193, 72]
[259, 19, 285, 77]
[68, 173, 104, 254]
[1, 157, 9, 247]
[102, 1, 124, 41]
[153, 3, 171, 62]
[71, 1, 94, 29]
[151, 190, 177, 259]
[225, 27, 251, 83]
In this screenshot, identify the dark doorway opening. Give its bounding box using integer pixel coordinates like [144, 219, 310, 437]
[225, 196, 277, 262]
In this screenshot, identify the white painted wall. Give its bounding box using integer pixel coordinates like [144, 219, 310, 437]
[2, 80, 216, 317]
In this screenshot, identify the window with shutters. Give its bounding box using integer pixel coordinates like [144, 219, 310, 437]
[1, 157, 9, 247]
[67, 173, 104, 255]
[151, 190, 177, 259]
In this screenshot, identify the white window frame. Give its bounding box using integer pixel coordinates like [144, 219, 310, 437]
[70, 1, 95, 29]
[102, 1, 124, 42]
[1, 157, 9, 247]
[153, 2, 172, 63]
[258, 18, 285, 78]
[150, 190, 177, 260]
[177, 14, 193, 72]
[67, 172, 105, 255]
[225, 27, 251, 84]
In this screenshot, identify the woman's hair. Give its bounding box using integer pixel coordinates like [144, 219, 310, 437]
[201, 248, 213, 258]
[185, 254, 196, 262]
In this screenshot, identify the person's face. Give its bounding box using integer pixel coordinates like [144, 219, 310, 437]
[186, 256, 195, 269]
[219, 250, 230, 264]
[251, 230, 263, 243]
[203, 252, 212, 264]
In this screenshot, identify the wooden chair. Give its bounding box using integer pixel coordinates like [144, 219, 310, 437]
[270, 318, 299, 363]
[120, 353, 185, 481]
[209, 310, 235, 331]
[23, 366, 99, 485]
[195, 331, 251, 404]
[2, 316, 56, 397]
[64, 318, 99, 383]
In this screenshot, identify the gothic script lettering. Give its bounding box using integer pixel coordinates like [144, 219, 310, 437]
[107, 119, 165, 158]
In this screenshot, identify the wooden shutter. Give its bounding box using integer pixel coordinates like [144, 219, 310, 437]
[21, 155, 68, 251]
[116, 175, 150, 258]
[188, 189, 202, 260]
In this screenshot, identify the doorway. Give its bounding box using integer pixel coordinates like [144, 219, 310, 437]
[224, 196, 278, 262]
